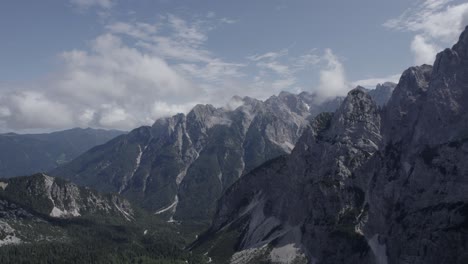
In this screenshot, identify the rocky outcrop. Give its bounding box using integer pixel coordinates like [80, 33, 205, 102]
[194, 27, 468, 264]
[0, 173, 133, 220]
[194, 88, 382, 263]
[52, 92, 344, 221]
[363, 26, 468, 264]
[52, 86, 391, 222]
[367, 82, 397, 107]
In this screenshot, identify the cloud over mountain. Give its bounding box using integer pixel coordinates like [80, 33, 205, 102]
[0, 13, 351, 132]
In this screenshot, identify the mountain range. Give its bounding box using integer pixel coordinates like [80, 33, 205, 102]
[1, 23, 467, 264]
[191, 27, 468, 264]
[0, 128, 125, 178]
[51, 85, 394, 223]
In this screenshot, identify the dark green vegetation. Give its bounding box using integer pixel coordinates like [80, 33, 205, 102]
[0, 212, 207, 264]
[0, 174, 208, 264]
[0, 128, 125, 178]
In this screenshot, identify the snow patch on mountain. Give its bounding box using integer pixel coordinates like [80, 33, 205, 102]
[269, 243, 306, 263]
[155, 195, 179, 215]
[50, 207, 81, 218]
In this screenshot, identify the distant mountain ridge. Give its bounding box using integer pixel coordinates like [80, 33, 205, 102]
[191, 27, 468, 264]
[0, 128, 125, 178]
[0, 173, 133, 245]
[52, 86, 393, 223]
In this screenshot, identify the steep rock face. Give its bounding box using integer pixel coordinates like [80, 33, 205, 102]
[363, 27, 468, 264]
[51, 127, 152, 194]
[52, 92, 345, 221]
[196, 27, 468, 264]
[0, 173, 133, 220]
[383, 65, 432, 144]
[195, 89, 382, 264]
[297, 89, 382, 264]
[367, 82, 397, 107]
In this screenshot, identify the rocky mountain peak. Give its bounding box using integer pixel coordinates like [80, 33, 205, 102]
[451, 25, 468, 59]
[433, 26, 468, 76]
[369, 82, 397, 107]
[410, 26, 468, 144]
[0, 174, 133, 220]
[189, 104, 218, 118]
[377, 81, 397, 88]
[190, 26, 468, 264]
[383, 65, 432, 144]
[329, 87, 381, 146]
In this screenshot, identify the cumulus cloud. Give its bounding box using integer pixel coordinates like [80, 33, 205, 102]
[0, 91, 74, 130]
[0, 11, 363, 133]
[0, 14, 225, 132]
[384, 0, 468, 64]
[316, 49, 349, 101]
[1, 13, 311, 132]
[410, 35, 441, 65]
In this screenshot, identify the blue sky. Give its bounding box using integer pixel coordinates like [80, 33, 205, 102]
[1, 0, 468, 132]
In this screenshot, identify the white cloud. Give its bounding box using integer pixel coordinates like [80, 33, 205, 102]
[176, 60, 245, 83]
[316, 49, 349, 101]
[272, 78, 296, 90]
[0, 106, 11, 118]
[257, 61, 290, 76]
[245, 48, 324, 97]
[220, 18, 237, 24]
[247, 50, 289, 62]
[0, 15, 215, 132]
[106, 22, 157, 41]
[410, 35, 441, 65]
[70, 0, 114, 9]
[0, 12, 355, 132]
[352, 74, 401, 88]
[0, 14, 272, 132]
[384, 0, 468, 64]
[167, 14, 207, 45]
[98, 105, 133, 128]
[152, 101, 193, 118]
[294, 52, 321, 69]
[1, 91, 74, 130]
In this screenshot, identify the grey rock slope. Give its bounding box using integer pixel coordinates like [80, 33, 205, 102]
[194, 88, 381, 264]
[0, 173, 133, 220]
[363, 27, 468, 264]
[53, 92, 348, 221]
[0, 173, 134, 246]
[193, 27, 468, 264]
[367, 82, 397, 107]
[0, 128, 125, 178]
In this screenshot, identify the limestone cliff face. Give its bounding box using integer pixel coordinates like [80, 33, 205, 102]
[363, 27, 468, 264]
[52, 91, 345, 221]
[0, 173, 138, 249]
[194, 27, 468, 264]
[0, 173, 133, 220]
[196, 88, 382, 264]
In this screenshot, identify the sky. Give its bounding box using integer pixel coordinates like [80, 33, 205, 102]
[1, 0, 468, 133]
